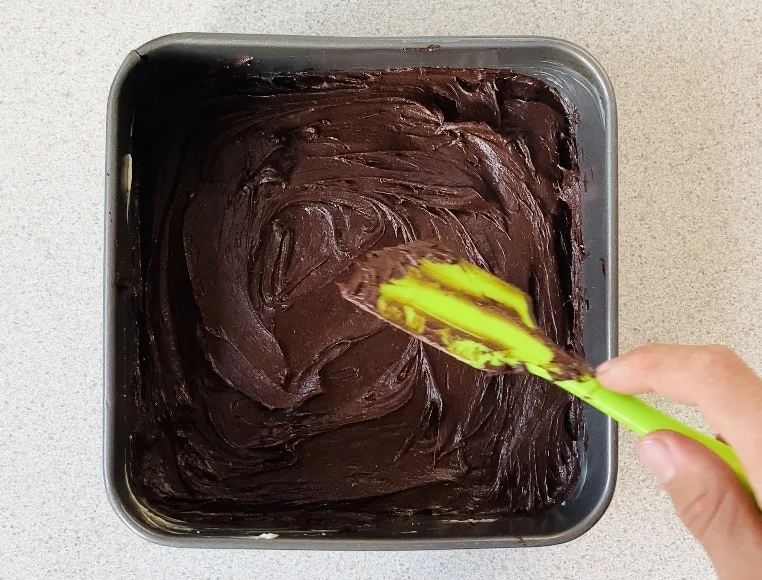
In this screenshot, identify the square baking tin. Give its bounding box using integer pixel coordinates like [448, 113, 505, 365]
[104, 34, 618, 549]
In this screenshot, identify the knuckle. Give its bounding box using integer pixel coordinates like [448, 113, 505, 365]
[677, 489, 718, 538]
[674, 483, 735, 541]
[636, 343, 662, 354]
[630, 343, 663, 362]
[690, 344, 738, 372]
[703, 343, 737, 361]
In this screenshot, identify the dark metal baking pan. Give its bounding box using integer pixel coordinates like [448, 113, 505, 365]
[104, 33, 618, 549]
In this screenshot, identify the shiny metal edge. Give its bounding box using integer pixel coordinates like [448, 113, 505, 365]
[104, 49, 145, 541]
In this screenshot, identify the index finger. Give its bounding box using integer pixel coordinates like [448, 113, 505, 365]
[596, 343, 762, 496]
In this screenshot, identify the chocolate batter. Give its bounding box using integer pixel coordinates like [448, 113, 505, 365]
[129, 66, 585, 526]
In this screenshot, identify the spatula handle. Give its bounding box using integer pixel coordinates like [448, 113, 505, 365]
[555, 376, 751, 494]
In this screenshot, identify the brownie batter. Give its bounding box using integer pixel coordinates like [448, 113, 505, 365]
[129, 66, 585, 526]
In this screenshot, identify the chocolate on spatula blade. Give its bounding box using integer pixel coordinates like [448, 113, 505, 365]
[337, 241, 588, 380]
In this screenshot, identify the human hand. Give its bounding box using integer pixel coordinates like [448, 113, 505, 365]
[596, 344, 762, 579]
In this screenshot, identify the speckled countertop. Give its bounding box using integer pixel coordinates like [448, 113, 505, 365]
[1, 1, 760, 578]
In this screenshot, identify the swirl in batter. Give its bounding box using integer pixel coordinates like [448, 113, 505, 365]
[130, 67, 585, 525]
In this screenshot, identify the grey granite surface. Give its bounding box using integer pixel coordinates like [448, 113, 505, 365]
[1, 0, 760, 578]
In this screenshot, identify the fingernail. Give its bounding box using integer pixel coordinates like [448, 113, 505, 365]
[636, 438, 676, 484]
[595, 360, 612, 377]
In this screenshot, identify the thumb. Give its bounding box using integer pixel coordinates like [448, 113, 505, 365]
[637, 431, 762, 579]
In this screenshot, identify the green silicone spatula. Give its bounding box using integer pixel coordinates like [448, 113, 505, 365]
[338, 241, 750, 494]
